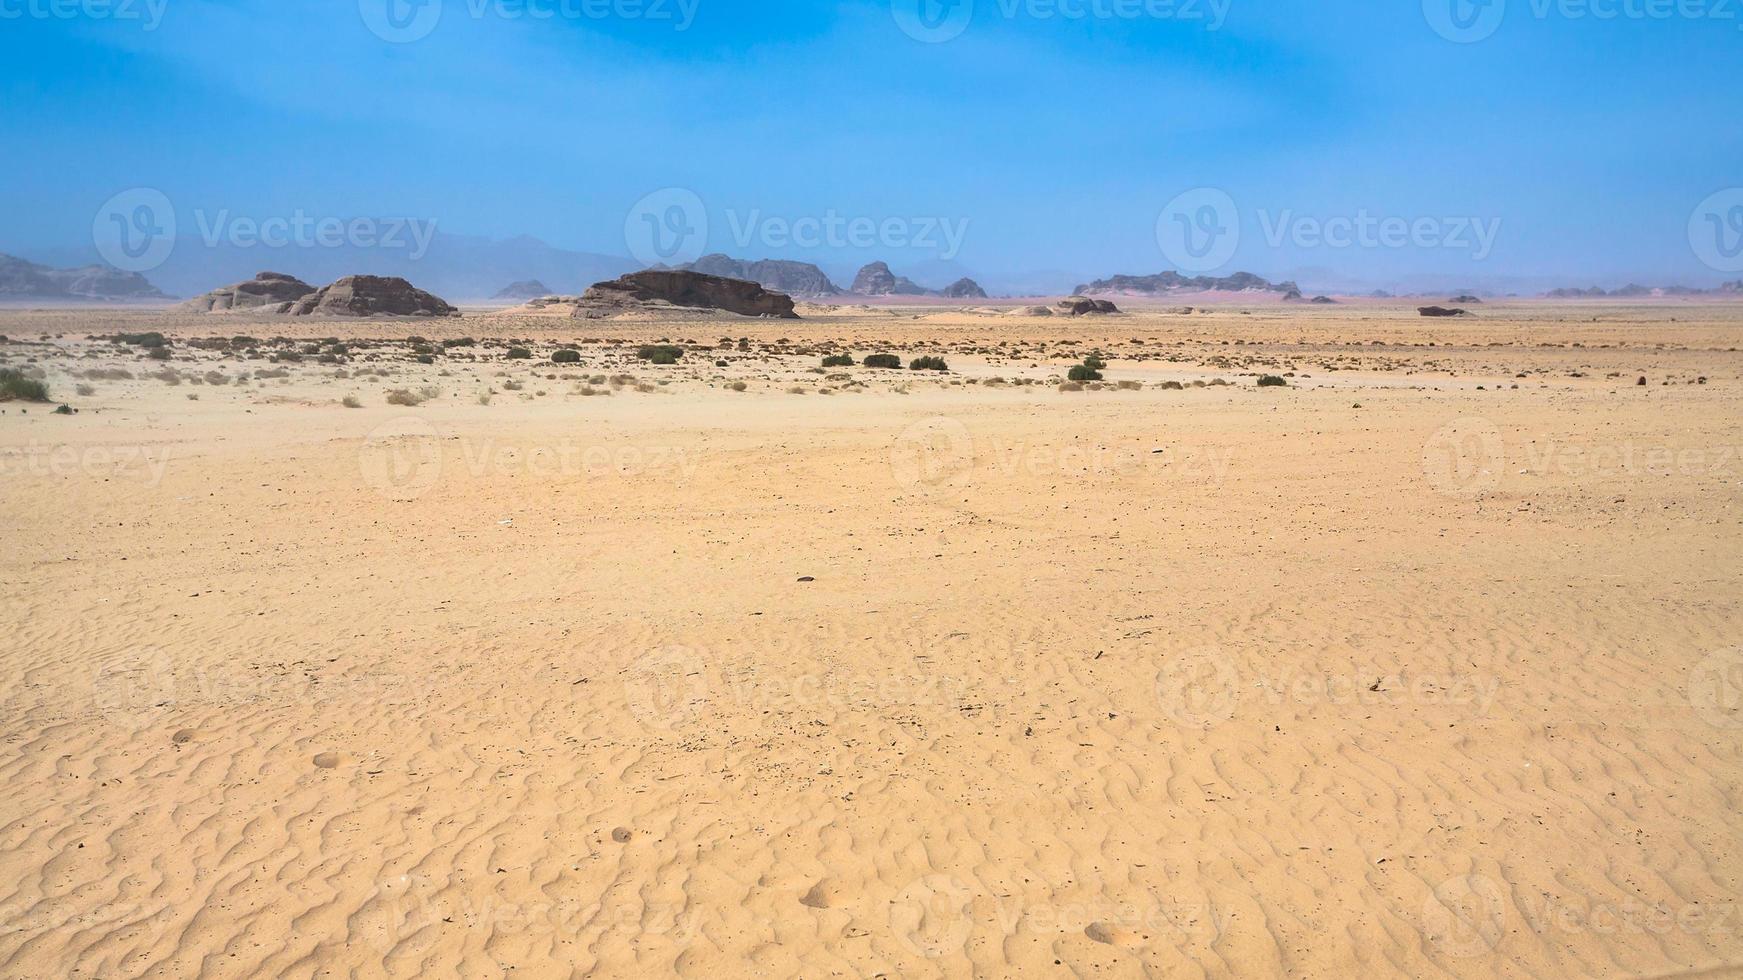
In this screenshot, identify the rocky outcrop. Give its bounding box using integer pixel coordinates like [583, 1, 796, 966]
[1055, 296, 1120, 316]
[1448, 294, 1483, 304]
[1074, 271, 1299, 297]
[940, 277, 988, 299]
[575, 270, 797, 319]
[175, 272, 316, 313]
[1309, 295, 1337, 304]
[493, 279, 552, 300]
[679, 255, 841, 296]
[850, 261, 928, 296]
[1418, 306, 1469, 317]
[287, 275, 458, 317]
[0, 253, 168, 301]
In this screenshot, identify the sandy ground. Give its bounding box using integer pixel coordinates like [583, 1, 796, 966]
[2, 302, 1741, 978]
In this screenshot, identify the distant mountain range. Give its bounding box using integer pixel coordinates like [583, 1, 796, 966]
[671, 255, 988, 300]
[677, 254, 843, 296]
[15, 233, 636, 302]
[1545, 281, 1743, 298]
[0, 253, 169, 302]
[1073, 270, 1300, 296]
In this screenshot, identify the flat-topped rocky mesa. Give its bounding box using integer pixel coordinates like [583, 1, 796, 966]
[175, 271, 316, 313]
[575, 269, 798, 318]
[1074, 270, 1299, 297]
[1054, 295, 1120, 315]
[287, 275, 459, 317]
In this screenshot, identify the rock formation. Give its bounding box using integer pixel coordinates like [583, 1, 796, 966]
[1054, 296, 1120, 316]
[0, 253, 168, 301]
[940, 277, 988, 299]
[850, 261, 929, 296]
[493, 279, 552, 300]
[574, 270, 797, 319]
[287, 275, 458, 317]
[679, 255, 841, 296]
[175, 272, 316, 313]
[1073, 270, 1299, 297]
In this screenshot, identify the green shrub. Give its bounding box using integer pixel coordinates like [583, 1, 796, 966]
[863, 353, 902, 369]
[0, 369, 49, 402]
[637, 344, 683, 364]
[115, 332, 166, 347]
[1083, 353, 1107, 370]
[822, 354, 855, 367]
[442, 337, 476, 348]
[1067, 364, 1101, 382]
[909, 356, 949, 371]
[551, 348, 581, 363]
[1257, 375, 1287, 387]
[506, 346, 532, 359]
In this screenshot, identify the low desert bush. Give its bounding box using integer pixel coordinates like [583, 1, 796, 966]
[387, 387, 439, 406]
[506, 346, 532, 359]
[0, 369, 49, 402]
[341, 394, 363, 408]
[822, 354, 855, 367]
[1067, 364, 1101, 382]
[1257, 375, 1287, 387]
[729, 381, 747, 391]
[862, 353, 902, 369]
[1058, 381, 1085, 392]
[909, 356, 949, 371]
[637, 344, 684, 364]
[552, 348, 581, 364]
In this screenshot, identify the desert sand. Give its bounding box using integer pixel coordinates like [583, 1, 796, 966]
[2, 302, 1740, 977]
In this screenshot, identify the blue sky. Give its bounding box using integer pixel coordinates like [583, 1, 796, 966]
[3, 0, 1741, 293]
